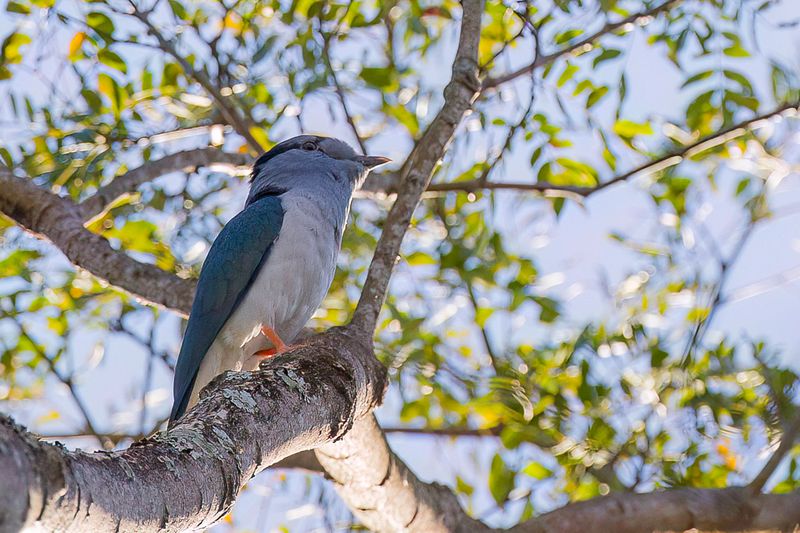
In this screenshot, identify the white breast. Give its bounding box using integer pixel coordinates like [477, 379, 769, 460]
[187, 195, 340, 408]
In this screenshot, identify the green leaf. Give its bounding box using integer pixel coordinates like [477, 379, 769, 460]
[6, 1, 30, 14]
[522, 461, 552, 480]
[488, 454, 515, 506]
[681, 70, 714, 88]
[555, 29, 583, 45]
[98, 49, 127, 73]
[593, 48, 621, 68]
[586, 86, 609, 108]
[360, 67, 395, 89]
[557, 64, 578, 87]
[723, 45, 749, 58]
[533, 296, 560, 323]
[87, 12, 114, 38]
[1, 32, 31, 65]
[613, 119, 653, 138]
[406, 251, 437, 266]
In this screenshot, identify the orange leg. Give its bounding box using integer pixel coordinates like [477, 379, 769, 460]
[252, 324, 288, 359]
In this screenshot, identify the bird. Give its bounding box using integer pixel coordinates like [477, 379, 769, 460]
[169, 135, 389, 424]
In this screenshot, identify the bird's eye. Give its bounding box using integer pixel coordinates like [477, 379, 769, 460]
[302, 141, 317, 151]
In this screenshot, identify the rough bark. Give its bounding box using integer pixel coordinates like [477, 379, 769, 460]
[0, 327, 386, 533]
[0, 167, 195, 315]
[317, 415, 492, 533]
[511, 487, 800, 533]
[2, 0, 799, 531]
[350, 0, 483, 333]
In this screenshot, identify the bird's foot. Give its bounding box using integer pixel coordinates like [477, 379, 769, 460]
[252, 347, 278, 358]
[259, 324, 288, 354]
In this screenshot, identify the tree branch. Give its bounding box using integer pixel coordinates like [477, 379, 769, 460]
[350, 0, 483, 333]
[749, 413, 800, 493]
[510, 487, 800, 533]
[0, 167, 195, 315]
[321, 31, 368, 155]
[317, 3, 487, 530]
[0, 327, 386, 532]
[316, 415, 492, 532]
[482, 0, 683, 90]
[360, 101, 797, 198]
[79, 148, 250, 222]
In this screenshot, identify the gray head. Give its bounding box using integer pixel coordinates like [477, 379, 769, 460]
[247, 135, 389, 206]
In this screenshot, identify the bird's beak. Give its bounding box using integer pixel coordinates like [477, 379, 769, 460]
[355, 155, 392, 169]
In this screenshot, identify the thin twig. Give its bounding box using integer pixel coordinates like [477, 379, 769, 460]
[320, 29, 368, 154]
[124, 2, 264, 152]
[483, 0, 683, 89]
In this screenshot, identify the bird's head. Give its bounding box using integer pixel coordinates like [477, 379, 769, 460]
[248, 135, 390, 202]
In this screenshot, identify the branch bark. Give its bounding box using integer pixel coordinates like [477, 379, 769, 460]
[0, 167, 195, 315]
[510, 487, 800, 533]
[0, 327, 386, 532]
[351, 0, 483, 333]
[316, 415, 492, 532]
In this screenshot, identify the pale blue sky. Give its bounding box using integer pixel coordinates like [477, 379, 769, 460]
[1, 1, 800, 531]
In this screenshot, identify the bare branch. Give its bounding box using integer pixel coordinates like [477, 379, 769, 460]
[321, 31, 368, 155]
[79, 148, 250, 222]
[483, 0, 683, 89]
[0, 167, 195, 315]
[37, 424, 506, 443]
[351, 0, 484, 333]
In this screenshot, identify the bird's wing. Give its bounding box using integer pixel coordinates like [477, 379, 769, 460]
[170, 196, 284, 423]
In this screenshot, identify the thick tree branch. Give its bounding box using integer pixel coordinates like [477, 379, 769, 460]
[0, 167, 195, 315]
[510, 487, 800, 533]
[351, 0, 483, 333]
[318, 2, 487, 530]
[316, 415, 492, 532]
[483, 0, 683, 89]
[0, 327, 386, 532]
[79, 148, 250, 222]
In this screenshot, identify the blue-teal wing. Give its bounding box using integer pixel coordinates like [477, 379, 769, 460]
[170, 196, 284, 423]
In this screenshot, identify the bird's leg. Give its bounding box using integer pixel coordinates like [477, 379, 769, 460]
[252, 324, 288, 358]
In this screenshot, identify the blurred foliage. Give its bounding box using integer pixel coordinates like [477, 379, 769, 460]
[1, 0, 799, 530]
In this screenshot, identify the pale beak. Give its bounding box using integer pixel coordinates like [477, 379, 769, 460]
[355, 155, 392, 169]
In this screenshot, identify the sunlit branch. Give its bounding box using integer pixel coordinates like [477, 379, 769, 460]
[320, 30, 368, 155]
[510, 486, 800, 533]
[350, 0, 483, 334]
[681, 220, 757, 364]
[0, 166, 195, 315]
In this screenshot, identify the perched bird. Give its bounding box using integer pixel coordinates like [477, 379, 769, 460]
[169, 135, 389, 423]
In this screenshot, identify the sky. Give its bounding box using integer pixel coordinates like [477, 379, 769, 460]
[1, 1, 800, 531]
